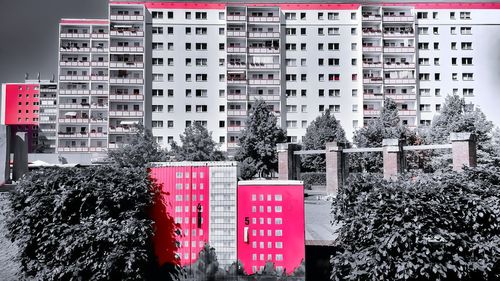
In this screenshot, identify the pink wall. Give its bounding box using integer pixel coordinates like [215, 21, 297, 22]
[150, 166, 210, 266]
[237, 182, 304, 275]
[4, 84, 39, 125]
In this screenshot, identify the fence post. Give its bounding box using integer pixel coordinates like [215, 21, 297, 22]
[450, 132, 477, 171]
[0, 125, 10, 185]
[325, 142, 344, 195]
[277, 143, 301, 180]
[13, 132, 28, 181]
[382, 139, 403, 180]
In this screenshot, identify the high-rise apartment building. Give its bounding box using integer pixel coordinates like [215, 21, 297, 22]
[1, 79, 58, 152]
[55, 1, 500, 154]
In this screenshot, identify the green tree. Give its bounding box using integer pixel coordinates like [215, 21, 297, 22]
[170, 122, 226, 161]
[7, 166, 178, 281]
[235, 100, 287, 179]
[301, 109, 347, 171]
[424, 95, 494, 170]
[331, 167, 500, 281]
[107, 123, 169, 167]
[350, 98, 413, 172]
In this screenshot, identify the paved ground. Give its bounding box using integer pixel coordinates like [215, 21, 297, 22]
[304, 189, 340, 244]
[0, 192, 22, 281]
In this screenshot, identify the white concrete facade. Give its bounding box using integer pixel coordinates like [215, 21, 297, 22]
[55, 1, 500, 153]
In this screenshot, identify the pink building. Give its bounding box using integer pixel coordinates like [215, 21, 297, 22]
[149, 162, 238, 268]
[237, 180, 305, 275]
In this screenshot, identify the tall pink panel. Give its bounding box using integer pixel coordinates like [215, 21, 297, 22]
[237, 181, 304, 275]
[4, 84, 39, 125]
[150, 165, 210, 266]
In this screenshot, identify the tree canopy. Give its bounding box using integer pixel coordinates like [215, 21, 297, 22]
[235, 100, 287, 179]
[301, 109, 347, 171]
[107, 123, 169, 167]
[170, 122, 226, 161]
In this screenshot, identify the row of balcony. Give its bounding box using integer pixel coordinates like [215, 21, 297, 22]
[363, 77, 416, 84]
[227, 47, 280, 54]
[110, 46, 144, 53]
[110, 15, 144, 21]
[363, 94, 416, 101]
[362, 62, 416, 69]
[60, 33, 109, 39]
[58, 132, 107, 138]
[110, 30, 144, 37]
[228, 62, 280, 69]
[227, 15, 280, 22]
[362, 46, 415, 53]
[362, 14, 414, 22]
[227, 94, 280, 102]
[227, 31, 280, 38]
[363, 109, 417, 116]
[59, 103, 108, 109]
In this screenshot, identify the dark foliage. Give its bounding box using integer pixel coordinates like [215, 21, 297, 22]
[331, 167, 500, 281]
[300, 172, 326, 190]
[6, 166, 176, 281]
[170, 123, 226, 162]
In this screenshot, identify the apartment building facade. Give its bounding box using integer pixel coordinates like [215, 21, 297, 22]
[149, 162, 238, 268]
[1, 79, 58, 152]
[54, 1, 500, 153]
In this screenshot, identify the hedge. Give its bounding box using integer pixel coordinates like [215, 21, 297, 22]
[300, 172, 326, 189]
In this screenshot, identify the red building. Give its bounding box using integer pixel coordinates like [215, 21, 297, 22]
[1, 80, 57, 152]
[237, 180, 305, 275]
[149, 162, 238, 268]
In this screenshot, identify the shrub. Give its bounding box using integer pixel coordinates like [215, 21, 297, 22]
[300, 172, 326, 189]
[6, 166, 175, 281]
[331, 167, 500, 281]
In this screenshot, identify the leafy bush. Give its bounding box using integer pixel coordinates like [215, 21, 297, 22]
[331, 167, 500, 281]
[6, 166, 174, 281]
[300, 172, 326, 189]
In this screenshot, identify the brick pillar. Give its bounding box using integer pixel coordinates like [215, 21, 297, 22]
[0, 125, 10, 185]
[13, 132, 28, 181]
[382, 139, 403, 180]
[451, 132, 477, 171]
[277, 143, 301, 180]
[325, 142, 344, 195]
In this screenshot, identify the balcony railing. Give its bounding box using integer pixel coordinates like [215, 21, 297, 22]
[383, 46, 415, 53]
[227, 31, 246, 37]
[385, 78, 416, 84]
[227, 62, 246, 69]
[109, 126, 138, 133]
[383, 16, 414, 22]
[248, 32, 280, 38]
[362, 46, 382, 52]
[249, 79, 280, 85]
[227, 94, 247, 101]
[58, 147, 89, 152]
[59, 103, 90, 109]
[384, 62, 415, 69]
[59, 90, 90, 95]
[91, 47, 109, 53]
[227, 15, 246, 21]
[362, 62, 382, 68]
[58, 118, 90, 123]
[110, 14, 144, 21]
[362, 29, 382, 36]
[58, 132, 89, 138]
[90, 90, 107, 95]
[109, 110, 144, 117]
[91, 75, 109, 81]
[363, 94, 384, 100]
[110, 46, 144, 53]
[249, 63, 280, 69]
[89, 132, 107, 138]
[249, 94, 280, 101]
[90, 147, 106, 152]
[60, 61, 90, 67]
[383, 30, 414, 37]
[248, 47, 279, 54]
[248, 16, 279, 22]
[385, 94, 417, 101]
[362, 14, 382, 21]
[227, 126, 246, 132]
[60, 47, 91, 53]
[109, 78, 144, 84]
[364, 110, 381, 116]
[109, 94, 144, 100]
[227, 110, 247, 116]
[227, 47, 246, 53]
[60, 33, 91, 39]
[227, 142, 239, 148]
[108, 143, 125, 149]
[363, 77, 383, 84]
[399, 110, 417, 116]
[90, 103, 108, 109]
[59, 75, 90, 81]
[110, 30, 144, 37]
[227, 78, 247, 84]
[110, 62, 144, 68]
[91, 61, 108, 67]
[90, 117, 108, 123]
[91, 33, 109, 39]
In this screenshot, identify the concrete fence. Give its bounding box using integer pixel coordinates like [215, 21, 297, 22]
[278, 133, 477, 195]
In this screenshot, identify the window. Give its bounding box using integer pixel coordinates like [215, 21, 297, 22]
[285, 12, 296, 20]
[286, 28, 296, 35]
[167, 105, 174, 112]
[433, 12, 438, 19]
[195, 58, 207, 66]
[196, 74, 207, 82]
[167, 27, 173, 34]
[300, 12, 306, 20]
[328, 43, 339, 50]
[461, 42, 472, 50]
[195, 12, 207, 19]
[195, 27, 207, 35]
[167, 74, 174, 82]
[461, 27, 472, 35]
[462, 57, 473, 65]
[450, 27, 456, 35]
[219, 12, 224, 20]
[318, 28, 324, 35]
[328, 58, 340, 66]
[152, 27, 163, 34]
[417, 12, 428, 19]
[300, 28, 306, 35]
[195, 43, 207, 50]
[450, 12, 455, 20]
[152, 11, 163, 19]
[434, 58, 440, 66]
[328, 27, 340, 35]
[152, 105, 163, 112]
[460, 12, 471, 20]
[329, 74, 340, 81]
[318, 12, 324, 20]
[351, 43, 357, 51]
[152, 89, 163, 96]
[351, 12, 356, 20]
[286, 74, 297, 81]
[462, 73, 474, 81]
[433, 27, 439, 34]
[434, 42, 439, 50]
[328, 12, 339, 20]
[434, 73, 440, 81]
[329, 89, 340, 97]
[167, 89, 174, 97]
[167, 11, 173, 19]
[185, 12, 191, 19]
[167, 43, 174, 50]
[451, 42, 457, 50]
[318, 43, 324, 51]
[285, 43, 296, 50]
[152, 58, 163, 65]
[418, 27, 428, 35]
[152, 73, 163, 81]
[152, 120, 163, 128]
[452, 73, 458, 80]
[463, 88, 474, 97]
[195, 105, 207, 112]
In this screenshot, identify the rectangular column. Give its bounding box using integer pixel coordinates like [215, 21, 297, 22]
[451, 132, 477, 171]
[382, 139, 402, 180]
[13, 132, 28, 181]
[0, 125, 10, 185]
[277, 143, 301, 180]
[325, 142, 344, 195]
